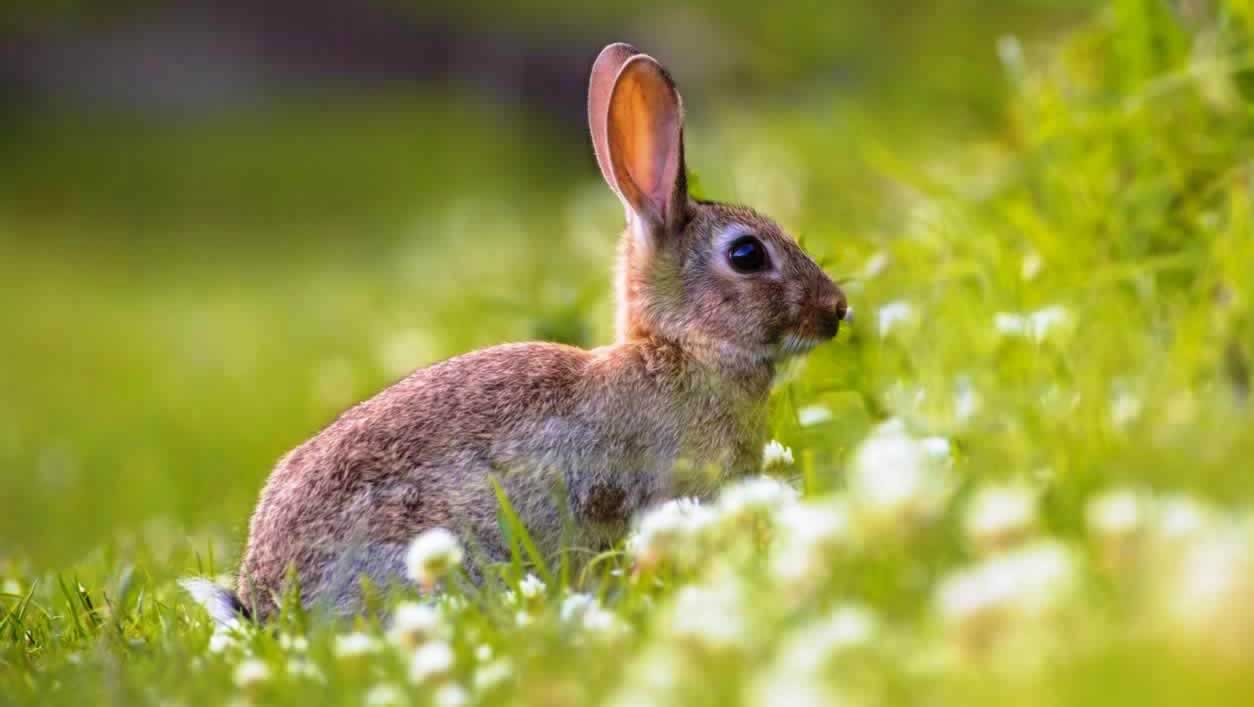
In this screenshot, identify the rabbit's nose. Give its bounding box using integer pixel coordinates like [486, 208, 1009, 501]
[815, 284, 849, 339]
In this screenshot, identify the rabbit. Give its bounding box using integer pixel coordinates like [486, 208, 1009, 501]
[183, 43, 849, 625]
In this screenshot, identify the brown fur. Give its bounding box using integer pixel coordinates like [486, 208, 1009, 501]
[233, 45, 847, 619]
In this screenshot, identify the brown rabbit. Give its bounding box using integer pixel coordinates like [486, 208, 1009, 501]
[184, 43, 848, 623]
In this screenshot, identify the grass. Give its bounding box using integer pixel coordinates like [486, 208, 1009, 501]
[3, 1, 1254, 705]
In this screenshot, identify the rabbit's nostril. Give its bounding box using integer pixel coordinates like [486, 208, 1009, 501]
[817, 308, 842, 339]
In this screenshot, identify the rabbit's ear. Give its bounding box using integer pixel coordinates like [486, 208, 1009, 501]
[606, 54, 687, 237]
[589, 43, 641, 195]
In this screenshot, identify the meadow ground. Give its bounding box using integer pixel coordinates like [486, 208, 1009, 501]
[3, 1, 1254, 705]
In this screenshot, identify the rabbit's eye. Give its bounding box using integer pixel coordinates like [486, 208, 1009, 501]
[728, 236, 769, 273]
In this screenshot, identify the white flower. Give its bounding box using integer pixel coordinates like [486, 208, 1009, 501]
[605, 647, 682, 707]
[518, 573, 546, 600]
[364, 683, 408, 707]
[953, 378, 982, 422]
[776, 604, 879, 676]
[514, 610, 534, 627]
[750, 606, 874, 707]
[1029, 306, 1070, 341]
[762, 440, 794, 469]
[232, 658, 271, 691]
[433, 683, 470, 707]
[1020, 251, 1042, 280]
[995, 306, 1071, 342]
[877, 301, 915, 337]
[208, 628, 239, 654]
[750, 674, 843, 707]
[716, 476, 799, 521]
[559, 593, 595, 622]
[406, 528, 464, 587]
[627, 497, 715, 566]
[409, 640, 455, 684]
[1110, 391, 1142, 428]
[1086, 487, 1151, 570]
[1, 579, 21, 596]
[582, 604, 629, 639]
[963, 484, 1039, 553]
[994, 312, 1026, 336]
[277, 633, 308, 653]
[473, 658, 514, 692]
[333, 631, 380, 661]
[769, 499, 856, 586]
[285, 657, 324, 682]
[862, 251, 889, 279]
[671, 582, 749, 652]
[474, 644, 493, 662]
[1157, 522, 1254, 660]
[920, 436, 951, 460]
[388, 602, 445, 649]
[797, 404, 833, 427]
[1153, 494, 1214, 543]
[1088, 488, 1148, 539]
[935, 540, 1078, 655]
[848, 420, 954, 530]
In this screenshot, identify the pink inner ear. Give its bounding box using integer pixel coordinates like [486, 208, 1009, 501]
[609, 59, 683, 225]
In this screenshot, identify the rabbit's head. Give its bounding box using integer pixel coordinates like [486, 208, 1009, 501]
[589, 44, 849, 370]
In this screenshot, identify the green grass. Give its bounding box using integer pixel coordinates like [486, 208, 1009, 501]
[3, 1, 1254, 705]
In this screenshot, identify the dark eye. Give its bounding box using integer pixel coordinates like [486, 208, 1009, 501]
[727, 236, 769, 273]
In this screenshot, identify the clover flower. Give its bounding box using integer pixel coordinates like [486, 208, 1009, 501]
[716, 476, 799, 523]
[406, 528, 464, 590]
[409, 640, 456, 684]
[769, 498, 856, 588]
[762, 440, 794, 469]
[784, 604, 879, 675]
[388, 602, 446, 650]
[285, 657, 324, 682]
[627, 497, 716, 569]
[232, 658, 272, 692]
[277, 633, 308, 653]
[333, 631, 381, 662]
[208, 628, 240, 654]
[1152, 494, 1214, 544]
[518, 573, 546, 601]
[364, 683, 408, 707]
[963, 483, 1039, 554]
[433, 683, 470, 707]
[473, 658, 514, 692]
[878, 301, 916, 337]
[935, 539, 1079, 659]
[1086, 487, 1152, 572]
[671, 581, 750, 652]
[1156, 520, 1254, 663]
[848, 420, 954, 531]
[750, 606, 875, 707]
[559, 593, 595, 622]
[797, 404, 833, 427]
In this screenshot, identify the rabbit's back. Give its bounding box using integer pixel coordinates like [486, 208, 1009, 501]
[239, 342, 591, 613]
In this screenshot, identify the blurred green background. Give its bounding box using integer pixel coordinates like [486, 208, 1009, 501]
[1, 0, 1090, 569]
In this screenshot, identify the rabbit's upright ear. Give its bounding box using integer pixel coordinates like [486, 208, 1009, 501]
[603, 54, 688, 240]
[589, 43, 641, 195]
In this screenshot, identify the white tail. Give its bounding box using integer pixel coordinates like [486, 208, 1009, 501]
[180, 577, 250, 627]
